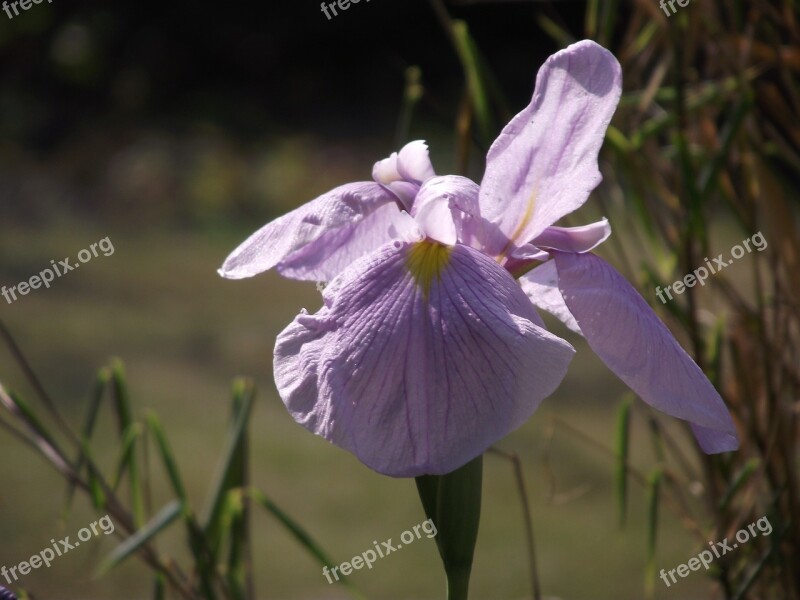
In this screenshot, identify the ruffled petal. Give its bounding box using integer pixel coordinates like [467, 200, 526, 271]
[275, 241, 575, 477]
[479, 40, 622, 256]
[552, 251, 738, 452]
[218, 182, 402, 281]
[373, 140, 435, 184]
[519, 261, 582, 334]
[397, 140, 436, 183]
[372, 141, 435, 209]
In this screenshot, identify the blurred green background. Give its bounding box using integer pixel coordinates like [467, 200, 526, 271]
[1, 0, 797, 599]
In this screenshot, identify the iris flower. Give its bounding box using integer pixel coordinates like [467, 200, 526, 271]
[219, 40, 738, 477]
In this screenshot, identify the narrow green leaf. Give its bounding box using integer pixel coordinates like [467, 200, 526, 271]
[111, 423, 143, 491]
[645, 467, 664, 598]
[96, 500, 182, 576]
[110, 360, 145, 527]
[585, 0, 599, 38]
[605, 125, 632, 154]
[146, 412, 187, 503]
[201, 379, 255, 555]
[615, 395, 633, 527]
[65, 366, 111, 512]
[251, 488, 365, 599]
[731, 523, 784, 600]
[629, 22, 659, 56]
[536, 14, 575, 48]
[706, 314, 727, 388]
[698, 95, 754, 201]
[225, 489, 248, 600]
[78, 438, 107, 509]
[597, 0, 618, 46]
[185, 517, 220, 600]
[395, 65, 424, 147]
[143, 421, 219, 600]
[718, 458, 760, 512]
[5, 390, 59, 449]
[416, 455, 483, 600]
[153, 574, 165, 600]
[452, 20, 493, 143]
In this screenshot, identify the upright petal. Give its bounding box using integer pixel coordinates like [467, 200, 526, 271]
[275, 241, 575, 477]
[551, 251, 738, 452]
[479, 40, 622, 256]
[218, 182, 402, 281]
[411, 175, 484, 247]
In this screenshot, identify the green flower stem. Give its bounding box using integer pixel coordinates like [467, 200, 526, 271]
[415, 455, 483, 600]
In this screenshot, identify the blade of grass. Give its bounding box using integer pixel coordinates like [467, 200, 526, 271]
[615, 395, 634, 527]
[201, 379, 255, 557]
[96, 500, 182, 576]
[250, 488, 366, 600]
[718, 458, 760, 512]
[110, 360, 145, 527]
[146, 412, 187, 503]
[65, 367, 111, 513]
[645, 467, 664, 598]
[226, 385, 252, 600]
[451, 20, 493, 144]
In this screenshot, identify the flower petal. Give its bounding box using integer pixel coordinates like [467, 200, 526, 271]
[414, 198, 458, 245]
[397, 140, 436, 183]
[479, 40, 622, 255]
[551, 251, 738, 452]
[411, 175, 484, 247]
[278, 204, 422, 280]
[531, 218, 611, 253]
[275, 241, 575, 476]
[519, 261, 582, 334]
[218, 182, 401, 281]
[373, 140, 435, 186]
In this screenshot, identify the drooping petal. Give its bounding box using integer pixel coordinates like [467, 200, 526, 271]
[531, 218, 611, 253]
[218, 182, 402, 281]
[519, 261, 582, 334]
[275, 241, 575, 477]
[551, 251, 738, 452]
[479, 40, 622, 256]
[690, 423, 740, 454]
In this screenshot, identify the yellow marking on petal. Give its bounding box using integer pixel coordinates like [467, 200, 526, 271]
[498, 188, 537, 262]
[405, 241, 452, 296]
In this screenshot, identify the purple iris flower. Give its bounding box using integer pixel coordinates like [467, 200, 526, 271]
[220, 40, 738, 477]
